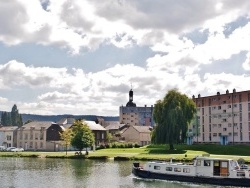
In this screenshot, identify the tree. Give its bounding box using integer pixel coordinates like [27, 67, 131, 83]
[153, 89, 196, 150]
[71, 120, 95, 155]
[106, 132, 112, 144]
[11, 104, 23, 127]
[1, 111, 11, 126]
[59, 128, 73, 155]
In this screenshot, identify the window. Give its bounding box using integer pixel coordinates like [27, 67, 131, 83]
[174, 168, 181, 172]
[228, 105, 231, 108]
[213, 133, 217, 137]
[204, 160, 211, 166]
[223, 128, 227, 131]
[228, 123, 232, 127]
[218, 106, 221, 110]
[19, 132, 23, 140]
[154, 166, 161, 170]
[6, 135, 11, 140]
[101, 133, 104, 139]
[183, 168, 190, 173]
[166, 167, 172, 171]
[197, 160, 201, 166]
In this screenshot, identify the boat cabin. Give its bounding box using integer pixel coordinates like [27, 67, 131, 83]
[143, 157, 249, 178]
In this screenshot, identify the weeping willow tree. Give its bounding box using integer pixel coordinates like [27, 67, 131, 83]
[152, 89, 196, 150]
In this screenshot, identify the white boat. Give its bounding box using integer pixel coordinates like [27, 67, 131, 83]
[132, 155, 250, 187]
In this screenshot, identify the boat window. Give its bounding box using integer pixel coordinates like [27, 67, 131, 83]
[183, 168, 190, 173]
[154, 166, 161, 170]
[204, 160, 211, 166]
[197, 160, 201, 166]
[174, 168, 181, 172]
[166, 167, 172, 171]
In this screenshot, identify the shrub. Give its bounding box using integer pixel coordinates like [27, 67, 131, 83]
[127, 143, 133, 148]
[134, 143, 140, 148]
[111, 143, 117, 148]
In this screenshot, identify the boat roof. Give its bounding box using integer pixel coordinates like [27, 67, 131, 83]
[195, 156, 234, 161]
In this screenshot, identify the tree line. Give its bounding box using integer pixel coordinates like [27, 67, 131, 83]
[0, 104, 23, 127]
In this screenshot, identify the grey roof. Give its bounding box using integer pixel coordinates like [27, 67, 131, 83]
[105, 123, 126, 130]
[133, 126, 152, 133]
[0, 126, 18, 131]
[85, 121, 106, 131]
[19, 121, 54, 130]
[57, 117, 75, 125]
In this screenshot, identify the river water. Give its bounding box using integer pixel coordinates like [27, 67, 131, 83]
[0, 158, 226, 188]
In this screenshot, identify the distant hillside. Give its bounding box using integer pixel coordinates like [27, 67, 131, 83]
[0, 111, 119, 124]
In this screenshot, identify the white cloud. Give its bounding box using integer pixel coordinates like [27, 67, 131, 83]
[243, 52, 250, 70]
[1, 1, 250, 116]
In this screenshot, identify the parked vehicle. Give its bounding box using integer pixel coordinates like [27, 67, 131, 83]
[10, 147, 24, 152]
[0, 146, 6, 151]
[6, 147, 16, 151]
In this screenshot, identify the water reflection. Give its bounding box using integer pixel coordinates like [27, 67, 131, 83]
[0, 158, 222, 188]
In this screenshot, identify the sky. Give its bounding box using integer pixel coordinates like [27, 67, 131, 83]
[1, 0, 250, 116]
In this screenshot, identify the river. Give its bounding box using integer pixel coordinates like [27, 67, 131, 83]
[0, 158, 225, 188]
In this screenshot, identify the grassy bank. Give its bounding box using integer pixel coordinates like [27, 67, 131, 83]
[0, 144, 250, 162]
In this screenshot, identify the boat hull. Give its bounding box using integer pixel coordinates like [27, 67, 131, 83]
[132, 166, 250, 187]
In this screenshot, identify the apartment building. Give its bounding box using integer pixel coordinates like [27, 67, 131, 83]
[119, 89, 154, 126]
[0, 126, 18, 148]
[188, 89, 250, 145]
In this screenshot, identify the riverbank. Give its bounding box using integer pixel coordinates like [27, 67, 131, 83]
[1, 144, 250, 163]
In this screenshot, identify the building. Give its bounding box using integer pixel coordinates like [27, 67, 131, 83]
[188, 89, 250, 145]
[119, 89, 154, 126]
[57, 117, 107, 147]
[121, 126, 152, 146]
[0, 126, 18, 148]
[16, 121, 64, 151]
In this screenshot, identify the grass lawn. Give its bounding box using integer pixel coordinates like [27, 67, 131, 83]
[1, 144, 250, 162]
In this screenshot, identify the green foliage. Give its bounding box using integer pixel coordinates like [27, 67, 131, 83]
[97, 142, 140, 150]
[153, 89, 196, 149]
[106, 132, 112, 143]
[59, 128, 73, 155]
[71, 120, 95, 154]
[1, 105, 23, 127]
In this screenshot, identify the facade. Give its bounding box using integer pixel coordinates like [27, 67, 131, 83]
[188, 89, 250, 145]
[16, 121, 64, 151]
[121, 125, 152, 146]
[57, 118, 107, 147]
[0, 126, 18, 148]
[119, 89, 154, 126]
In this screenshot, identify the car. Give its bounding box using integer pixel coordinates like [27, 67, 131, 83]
[0, 146, 6, 151]
[10, 147, 24, 152]
[6, 147, 16, 151]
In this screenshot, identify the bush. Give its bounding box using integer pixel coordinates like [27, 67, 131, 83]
[134, 143, 140, 148]
[127, 143, 133, 148]
[111, 143, 117, 148]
